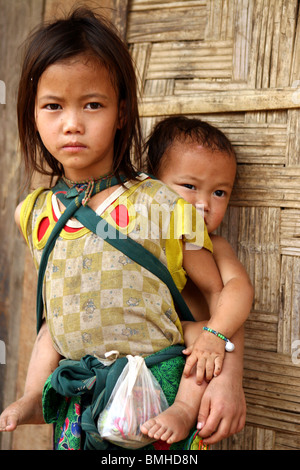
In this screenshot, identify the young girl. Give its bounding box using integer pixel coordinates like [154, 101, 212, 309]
[0, 9, 245, 450]
[141, 116, 253, 444]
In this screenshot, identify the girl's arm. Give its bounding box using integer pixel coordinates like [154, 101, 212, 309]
[0, 321, 61, 431]
[198, 326, 246, 445]
[182, 321, 246, 444]
[0, 202, 61, 432]
[15, 200, 26, 236]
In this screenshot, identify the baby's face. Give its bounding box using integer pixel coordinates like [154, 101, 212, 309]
[157, 141, 236, 233]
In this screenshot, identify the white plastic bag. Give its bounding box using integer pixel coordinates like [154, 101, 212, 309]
[97, 355, 169, 449]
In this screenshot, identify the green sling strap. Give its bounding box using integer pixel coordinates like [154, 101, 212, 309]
[36, 175, 124, 332]
[36, 176, 195, 333]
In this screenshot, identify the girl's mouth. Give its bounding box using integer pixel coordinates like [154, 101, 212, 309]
[62, 142, 87, 152]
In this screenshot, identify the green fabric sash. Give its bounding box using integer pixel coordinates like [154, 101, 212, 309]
[43, 345, 186, 450]
[36, 175, 125, 332]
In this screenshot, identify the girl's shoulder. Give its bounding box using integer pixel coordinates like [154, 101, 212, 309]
[19, 187, 49, 216]
[16, 187, 51, 241]
[133, 174, 181, 205]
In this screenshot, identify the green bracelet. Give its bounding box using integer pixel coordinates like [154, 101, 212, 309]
[203, 326, 235, 352]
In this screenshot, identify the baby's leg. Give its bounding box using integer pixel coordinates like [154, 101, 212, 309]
[0, 321, 61, 432]
[141, 322, 207, 444]
[140, 371, 207, 444]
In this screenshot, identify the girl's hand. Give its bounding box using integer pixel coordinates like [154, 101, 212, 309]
[182, 332, 225, 383]
[0, 402, 22, 432]
[197, 365, 246, 445]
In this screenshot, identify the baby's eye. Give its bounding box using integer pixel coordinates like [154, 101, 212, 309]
[214, 190, 225, 197]
[183, 184, 196, 190]
[86, 102, 102, 110]
[45, 103, 61, 110]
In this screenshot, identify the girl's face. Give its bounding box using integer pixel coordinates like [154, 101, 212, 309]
[158, 141, 236, 234]
[35, 54, 123, 180]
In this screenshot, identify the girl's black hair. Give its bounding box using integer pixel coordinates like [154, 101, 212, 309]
[18, 7, 142, 185]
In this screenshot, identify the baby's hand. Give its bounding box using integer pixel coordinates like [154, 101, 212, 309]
[182, 331, 225, 383]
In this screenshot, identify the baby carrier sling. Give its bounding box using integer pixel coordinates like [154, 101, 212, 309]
[36, 175, 195, 333]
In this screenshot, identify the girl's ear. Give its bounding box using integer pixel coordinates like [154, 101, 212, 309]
[117, 99, 126, 129]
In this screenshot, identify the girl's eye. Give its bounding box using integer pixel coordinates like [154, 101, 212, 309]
[214, 190, 225, 197]
[183, 184, 196, 190]
[45, 103, 61, 110]
[86, 102, 102, 110]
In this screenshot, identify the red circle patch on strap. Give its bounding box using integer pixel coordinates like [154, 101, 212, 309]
[37, 217, 50, 241]
[110, 204, 129, 228]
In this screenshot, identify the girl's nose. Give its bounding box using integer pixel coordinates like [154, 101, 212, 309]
[63, 111, 84, 134]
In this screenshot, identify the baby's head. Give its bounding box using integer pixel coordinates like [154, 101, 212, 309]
[18, 7, 142, 183]
[145, 116, 236, 233]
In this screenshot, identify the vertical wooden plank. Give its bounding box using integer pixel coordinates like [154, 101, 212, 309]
[278, 256, 300, 355]
[276, 0, 298, 87]
[232, 0, 254, 82]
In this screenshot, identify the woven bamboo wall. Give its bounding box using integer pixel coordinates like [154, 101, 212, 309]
[127, 0, 300, 450]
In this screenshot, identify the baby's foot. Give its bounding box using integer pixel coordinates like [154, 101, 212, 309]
[140, 400, 197, 444]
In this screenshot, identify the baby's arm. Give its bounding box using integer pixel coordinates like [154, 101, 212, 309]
[182, 237, 253, 382]
[205, 234, 253, 337]
[0, 321, 61, 432]
[181, 246, 224, 381]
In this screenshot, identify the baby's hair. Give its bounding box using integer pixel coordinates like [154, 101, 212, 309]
[18, 7, 142, 185]
[145, 115, 236, 175]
